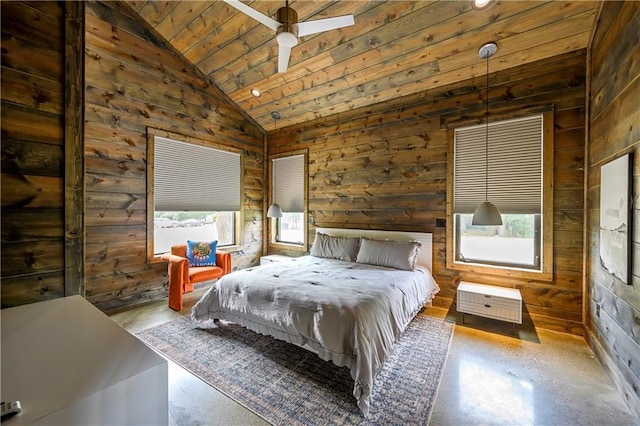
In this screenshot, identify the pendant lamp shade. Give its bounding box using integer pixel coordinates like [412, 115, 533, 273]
[472, 201, 502, 226]
[267, 111, 283, 218]
[267, 202, 282, 218]
[472, 42, 503, 226]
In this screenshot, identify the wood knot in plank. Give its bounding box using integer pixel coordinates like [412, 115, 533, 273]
[91, 175, 105, 184]
[24, 250, 36, 267]
[567, 77, 582, 88]
[102, 91, 116, 104]
[33, 89, 50, 105]
[93, 148, 109, 159]
[368, 36, 381, 48]
[418, 133, 431, 143]
[502, 87, 515, 101]
[110, 26, 120, 41]
[98, 249, 108, 260]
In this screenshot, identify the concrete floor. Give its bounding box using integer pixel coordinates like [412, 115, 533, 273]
[110, 287, 637, 425]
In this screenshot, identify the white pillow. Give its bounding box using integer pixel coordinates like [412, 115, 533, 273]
[310, 233, 361, 262]
[355, 239, 421, 271]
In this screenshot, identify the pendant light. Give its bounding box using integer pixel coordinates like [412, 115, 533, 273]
[472, 42, 503, 226]
[267, 111, 283, 218]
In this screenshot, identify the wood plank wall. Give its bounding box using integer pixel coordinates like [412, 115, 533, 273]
[587, 1, 640, 417]
[83, 2, 264, 311]
[1, 1, 67, 307]
[271, 50, 587, 335]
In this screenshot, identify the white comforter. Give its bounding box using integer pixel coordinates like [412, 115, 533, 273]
[191, 255, 440, 415]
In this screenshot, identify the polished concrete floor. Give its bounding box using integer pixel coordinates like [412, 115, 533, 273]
[110, 287, 637, 425]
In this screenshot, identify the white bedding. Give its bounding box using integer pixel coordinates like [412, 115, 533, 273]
[191, 255, 440, 415]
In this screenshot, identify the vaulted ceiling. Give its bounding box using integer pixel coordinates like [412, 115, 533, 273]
[125, 0, 600, 129]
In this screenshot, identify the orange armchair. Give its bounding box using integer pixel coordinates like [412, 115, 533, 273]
[161, 244, 232, 311]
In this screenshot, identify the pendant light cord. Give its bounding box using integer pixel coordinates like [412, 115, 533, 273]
[273, 115, 277, 205]
[484, 49, 489, 203]
[267, 111, 282, 218]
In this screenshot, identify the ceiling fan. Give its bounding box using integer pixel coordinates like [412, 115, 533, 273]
[224, 0, 355, 73]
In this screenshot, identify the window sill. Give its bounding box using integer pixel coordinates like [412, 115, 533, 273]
[448, 260, 553, 282]
[148, 255, 166, 264]
[269, 241, 307, 252]
[218, 245, 242, 253]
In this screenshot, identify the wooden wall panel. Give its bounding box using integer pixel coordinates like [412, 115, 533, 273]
[271, 51, 588, 335]
[84, 1, 264, 311]
[1, 1, 66, 308]
[64, 0, 85, 297]
[586, 1, 640, 417]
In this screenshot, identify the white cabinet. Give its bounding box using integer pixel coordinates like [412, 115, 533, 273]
[260, 254, 295, 265]
[1, 296, 168, 425]
[457, 281, 522, 325]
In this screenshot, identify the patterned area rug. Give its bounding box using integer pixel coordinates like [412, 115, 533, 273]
[137, 314, 454, 425]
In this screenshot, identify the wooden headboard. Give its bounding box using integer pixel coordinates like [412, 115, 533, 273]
[315, 228, 433, 272]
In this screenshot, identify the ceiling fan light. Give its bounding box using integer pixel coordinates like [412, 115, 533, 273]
[267, 203, 283, 218]
[276, 31, 298, 48]
[472, 202, 503, 226]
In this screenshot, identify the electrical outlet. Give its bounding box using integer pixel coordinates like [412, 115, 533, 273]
[436, 218, 446, 228]
[595, 303, 601, 318]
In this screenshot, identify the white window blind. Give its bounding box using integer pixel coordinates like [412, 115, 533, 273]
[273, 154, 304, 213]
[454, 114, 543, 214]
[154, 136, 241, 211]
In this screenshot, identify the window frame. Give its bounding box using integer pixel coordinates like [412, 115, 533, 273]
[446, 110, 554, 281]
[268, 149, 308, 252]
[146, 128, 243, 263]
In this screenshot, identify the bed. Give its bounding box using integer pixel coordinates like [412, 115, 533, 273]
[191, 228, 440, 415]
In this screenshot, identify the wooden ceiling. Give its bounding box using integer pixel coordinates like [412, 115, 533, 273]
[125, 1, 600, 130]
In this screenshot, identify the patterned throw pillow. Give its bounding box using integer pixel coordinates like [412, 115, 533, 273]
[186, 240, 217, 267]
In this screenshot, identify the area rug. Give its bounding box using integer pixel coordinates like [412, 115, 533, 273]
[137, 314, 454, 425]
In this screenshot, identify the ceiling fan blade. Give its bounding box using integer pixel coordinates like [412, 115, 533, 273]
[278, 44, 291, 73]
[295, 15, 354, 37]
[223, 0, 281, 32]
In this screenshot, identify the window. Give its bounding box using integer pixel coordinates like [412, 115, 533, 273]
[455, 214, 541, 269]
[448, 112, 553, 279]
[147, 130, 243, 259]
[270, 151, 307, 248]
